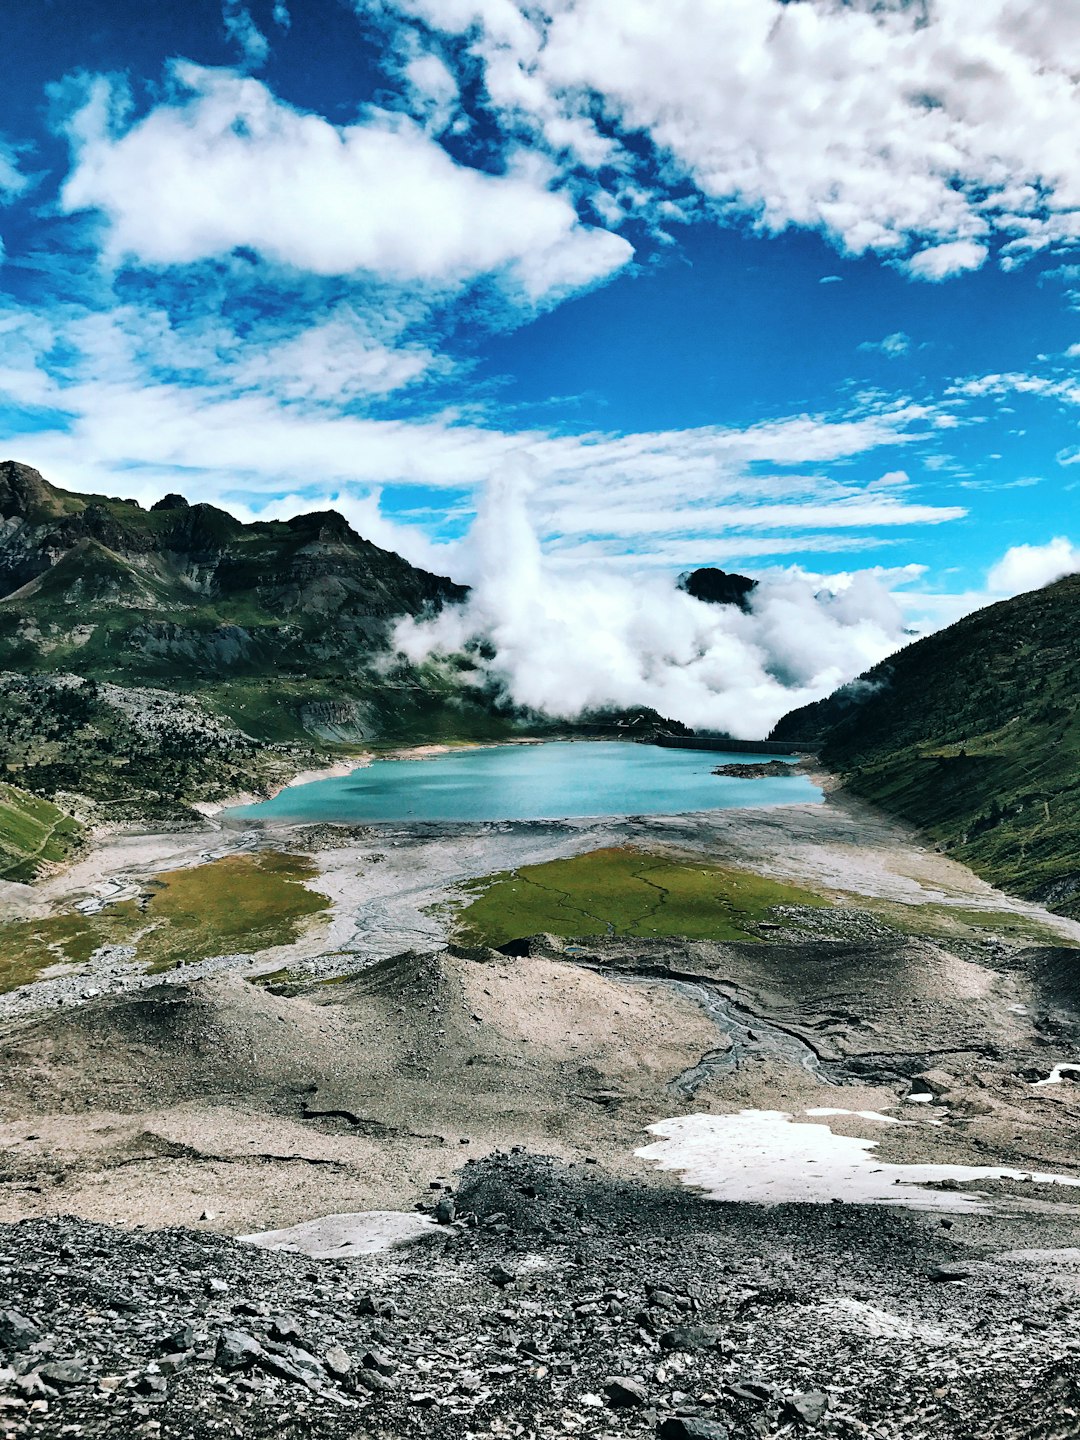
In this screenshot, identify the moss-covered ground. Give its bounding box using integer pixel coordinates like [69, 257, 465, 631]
[0, 850, 328, 994]
[452, 846, 830, 948]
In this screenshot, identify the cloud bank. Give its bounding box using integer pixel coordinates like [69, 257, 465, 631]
[394, 463, 914, 735]
[987, 536, 1080, 595]
[375, 0, 1080, 273]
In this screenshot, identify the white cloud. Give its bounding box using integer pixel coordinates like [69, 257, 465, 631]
[375, 0, 1080, 272]
[0, 292, 964, 576]
[905, 240, 988, 282]
[222, 1, 270, 68]
[860, 331, 911, 358]
[227, 304, 439, 402]
[987, 536, 1080, 595]
[58, 64, 631, 300]
[0, 139, 29, 203]
[403, 51, 461, 133]
[393, 461, 916, 734]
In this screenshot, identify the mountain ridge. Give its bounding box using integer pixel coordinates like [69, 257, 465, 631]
[773, 574, 1080, 916]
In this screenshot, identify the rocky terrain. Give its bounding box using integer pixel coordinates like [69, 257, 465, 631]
[4, 1150, 1080, 1440]
[3, 789, 1080, 1437]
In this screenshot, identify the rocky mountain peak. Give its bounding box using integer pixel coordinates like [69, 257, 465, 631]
[678, 567, 758, 612]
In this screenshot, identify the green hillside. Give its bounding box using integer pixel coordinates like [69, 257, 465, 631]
[0, 460, 528, 821]
[773, 575, 1080, 916]
[0, 782, 81, 883]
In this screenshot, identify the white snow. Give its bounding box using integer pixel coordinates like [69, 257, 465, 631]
[636, 1110, 1080, 1211]
[240, 1210, 447, 1258]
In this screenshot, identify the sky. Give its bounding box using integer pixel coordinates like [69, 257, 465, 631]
[1, 1, 1079, 730]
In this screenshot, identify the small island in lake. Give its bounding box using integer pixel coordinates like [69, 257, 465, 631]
[712, 760, 796, 779]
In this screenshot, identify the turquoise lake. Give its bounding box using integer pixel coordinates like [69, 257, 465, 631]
[229, 741, 822, 824]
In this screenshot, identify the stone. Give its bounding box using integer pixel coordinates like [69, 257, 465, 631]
[605, 1376, 649, 1407]
[205, 1278, 230, 1296]
[659, 1324, 722, 1353]
[783, 1390, 830, 1427]
[928, 1263, 972, 1282]
[323, 1346, 352, 1381]
[657, 1418, 730, 1440]
[37, 1361, 90, 1389]
[363, 1347, 396, 1376]
[0, 1312, 42, 1353]
[215, 1329, 262, 1371]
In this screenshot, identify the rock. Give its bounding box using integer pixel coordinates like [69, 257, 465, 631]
[928, 1263, 972, 1282]
[605, 1375, 649, 1407]
[37, 1361, 90, 1389]
[783, 1390, 830, 1426]
[205, 1277, 230, 1296]
[363, 1347, 396, 1376]
[158, 1324, 195, 1354]
[659, 1324, 722, 1352]
[354, 1367, 396, 1394]
[323, 1346, 352, 1381]
[215, 1329, 262, 1371]
[435, 1197, 457, 1225]
[200, 1210, 216, 1222]
[134, 1374, 168, 1399]
[0, 1311, 42, 1353]
[158, 1353, 191, 1377]
[657, 1418, 730, 1440]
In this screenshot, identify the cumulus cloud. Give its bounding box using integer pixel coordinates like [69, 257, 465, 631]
[393, 461, 914, 735]
[905, 240, 988, 282]
[374, 0, 1080, 272]
[987, 536, 1080, 595]
[58, 63, 631, 300]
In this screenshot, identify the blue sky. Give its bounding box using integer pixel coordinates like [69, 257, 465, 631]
[1, 0, 1079, 642]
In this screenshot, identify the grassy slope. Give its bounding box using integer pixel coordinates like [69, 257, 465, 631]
[773, 575, 1080, 915]
[0, 783, 81, 883]
[452, 846, 828, 947]
[0, 850, 328, 993]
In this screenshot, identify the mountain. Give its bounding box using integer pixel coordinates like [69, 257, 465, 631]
[772, 575, 1080, 916]
[678, 566, 758, 611]
[0, 461, 529, 826]
[0, 460, 513, 750]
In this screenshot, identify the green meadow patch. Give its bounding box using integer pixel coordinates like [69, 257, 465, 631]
[0, 783, 81, 883]
[452, 845, 829, 948]
[0, 850, 329, 994]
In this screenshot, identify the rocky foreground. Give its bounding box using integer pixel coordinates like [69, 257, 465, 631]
[3, 1152, 1080, 1440]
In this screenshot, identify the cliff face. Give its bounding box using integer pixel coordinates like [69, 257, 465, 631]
[0, 461, 497, 749]
[773, 575, 1080, 915]
[0, 460, 465, 640]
